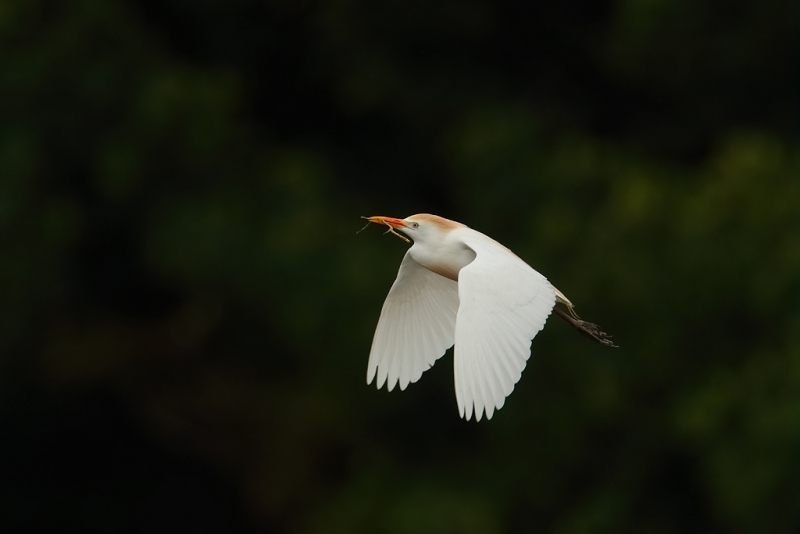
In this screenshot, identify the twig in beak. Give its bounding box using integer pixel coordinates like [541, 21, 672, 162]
[356, 217, 372, 234]
[385, 226, 410, 243]
[358, 216, 411, 243]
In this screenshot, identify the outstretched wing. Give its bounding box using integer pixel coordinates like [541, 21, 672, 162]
[368, 251, 460, 391]
[453, 232, 556, 421]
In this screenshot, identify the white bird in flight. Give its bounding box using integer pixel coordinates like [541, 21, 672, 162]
[363, 213, 615, 421]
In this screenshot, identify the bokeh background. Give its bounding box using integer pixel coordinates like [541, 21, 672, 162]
[1, 0, 798, 532]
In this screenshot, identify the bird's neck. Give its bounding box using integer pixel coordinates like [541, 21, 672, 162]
[409, 234, 476, 282]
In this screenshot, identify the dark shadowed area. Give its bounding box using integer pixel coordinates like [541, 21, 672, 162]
[1, 0, 798, 532]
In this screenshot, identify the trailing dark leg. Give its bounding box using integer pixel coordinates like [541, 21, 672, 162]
[553, 306, 617, 348]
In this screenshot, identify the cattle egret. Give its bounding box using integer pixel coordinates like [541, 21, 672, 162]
[364, 213, 615, 421]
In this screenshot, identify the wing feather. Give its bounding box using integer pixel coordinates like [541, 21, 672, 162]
[368, 251, 459, 392]
[454, 231, 557, 421]
[486, 324, 521, 387]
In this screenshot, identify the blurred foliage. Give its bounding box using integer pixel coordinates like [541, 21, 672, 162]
[0, 0, 798, 532]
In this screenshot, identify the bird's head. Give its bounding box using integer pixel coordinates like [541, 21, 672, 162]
[362, 214, 463, 244]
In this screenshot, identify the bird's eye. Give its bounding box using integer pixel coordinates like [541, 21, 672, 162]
[410, 222, 419, 229]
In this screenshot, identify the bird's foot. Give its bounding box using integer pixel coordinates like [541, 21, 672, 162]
[572, 318, 617, 348]
[553, 307, 618, 348]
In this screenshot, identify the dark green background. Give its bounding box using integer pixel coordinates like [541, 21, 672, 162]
[1, 0, 798, 532]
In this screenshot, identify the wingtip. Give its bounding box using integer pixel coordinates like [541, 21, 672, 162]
[475, 411, 483, 422]
[367, 362, 381, 387]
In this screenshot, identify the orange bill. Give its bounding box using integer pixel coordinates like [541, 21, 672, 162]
[365, 216, 407, 229]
